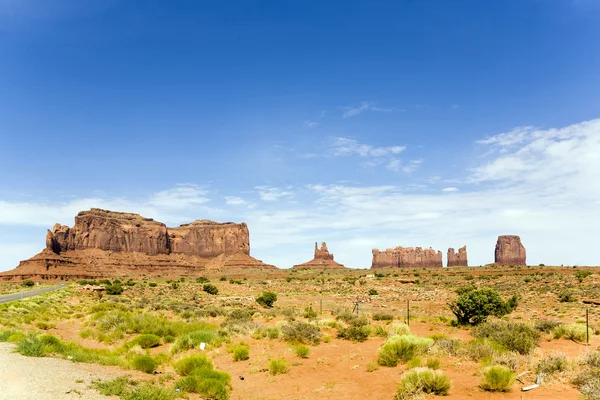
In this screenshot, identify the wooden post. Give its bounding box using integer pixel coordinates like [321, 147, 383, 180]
[586, 307, 590, 346]
[407, 299, 410, 326]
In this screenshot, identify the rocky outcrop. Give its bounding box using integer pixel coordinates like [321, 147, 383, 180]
[371, 246, 443, 269]
[495, 235, 526, 266]
[292, 242, 346, 269]
[447, 246, 468, 267]
[0, 208, 275, 281]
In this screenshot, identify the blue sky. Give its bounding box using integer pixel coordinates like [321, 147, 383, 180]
[1, 0, 600, 270]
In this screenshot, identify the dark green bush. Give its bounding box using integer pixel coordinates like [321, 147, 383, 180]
[105, 284, 124, 295]
[373, 313, 393, 321]
[174, 354, 213, 376]
[256, 291, 277, 308]
[448, 287, 518, 325]
[368, 289, 379, 296]
[21, 280, 35, 287]
[131, 355, 157, 373]
[535, 319, 562, 333]
[132, 334, 161, 349]
[196, 277, 210, 283]
[203, 284, 219, 295]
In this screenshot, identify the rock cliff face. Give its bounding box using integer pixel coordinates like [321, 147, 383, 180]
[495, 235, 526, 266]
[371, 246, 443, 269]
[447, 246, 468, 267]
[292, 242, 346, 269]
[0, 208, 274, 281]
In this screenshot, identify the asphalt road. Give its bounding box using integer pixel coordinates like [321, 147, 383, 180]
[0, 284, 66, 304]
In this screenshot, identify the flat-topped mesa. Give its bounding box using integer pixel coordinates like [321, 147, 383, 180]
[45, 208, 249, 257]
[372, 246, 443, 269]
[314, 242, 334, 260]
[495, 235, 526, 266]
[447, 246, 468, 267]
[1, 208, 274, 281]
[292, 241, 346, 269]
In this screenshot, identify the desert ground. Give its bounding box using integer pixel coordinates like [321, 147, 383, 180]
[1, 265, 599, 400]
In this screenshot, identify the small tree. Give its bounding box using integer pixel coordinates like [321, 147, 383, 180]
[21, 280, 35, 287]
[203, 284, 219, 295]
[256, 291, 277, 308]
[575, 270, 592, 283]
[105, 283, 123, 295]
[448, 287, 518, 325]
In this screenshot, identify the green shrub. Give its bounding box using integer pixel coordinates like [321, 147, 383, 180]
[389, 323, 411, 336]
[171, 330, 221, 353]
[105, 284, 124, 295]
[576, 270, 593, 283]
[337, 325, 371, 342]
[472, 321, 540, 355]
[269, 358, 290, 375]
[426, 358, 440, 369]
[21, 280, 35, 287]
[196, 276, 210, 283]
[92, 376, 134, 396]
[378, 335, 434, 367]
[123, 383, 176, 400]
[396, 368, 452, 399]
[480, 365, 515, 392]
[0, 329, 19, 342]
[463, 338, 506, 361]
[294, 344, 310, 358]
[16, 335, 45, 357]
[449, 287, 518, 325]
[558, 290, 578, 303]
[35, 321, 55, 330]
[552, 323, 593, 342]
[203, 284, 219, 295]
[220, 276, 227, 281]
[149, 282, 157, 287]
[131, 355, 157, 373]
[266, 327, 280, 339]
[407, 356, 422, 368]
[302, 306, 318, 319]
[129, 334, 161, 349]
[368, 289, 379, 296]
[537, 353, 569, 375]
[281, 321, 321, 345]
[372, 313, 393, 321]
[174, 354, 213, 376]
[175, 368, 231, 400]
[232, 345, 249, 361]
[256, 291, 277, 308]
[170, 282, 179, 289]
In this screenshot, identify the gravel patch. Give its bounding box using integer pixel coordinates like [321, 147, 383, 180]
[0, 342, 119, 400]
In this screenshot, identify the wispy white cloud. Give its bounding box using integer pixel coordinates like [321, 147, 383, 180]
[331, 137, 405, 157]
[304, 120, 319, 129]
[255, 186, 293, 201]
[442, 187, 459, 192]
[341, 102, 395, 118]
[224, 196, 256, 209]
[386, 158, 423, 173]
[148, 184, 209, 209]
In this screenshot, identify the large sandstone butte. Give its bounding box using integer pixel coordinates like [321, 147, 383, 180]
[495, 235, 526, 266]
[447, 246, 468, 267]
[371, 246, 443, 269]
[0, 208, 275, 281]
[292, 242, 346, 269]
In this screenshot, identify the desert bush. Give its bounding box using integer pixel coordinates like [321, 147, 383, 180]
[449, 287, 518, 325]
[396, 368, 452, 399]
[174, 354, 213, 376]
[491, 352, 519, 372]
[266, 327, 280, 339]
[366, 359, 379, 372]
[552, 323, 593, 342]
[35, 321, 55, 330]
[389, 323, 411, 336]
[203, 284, 219, 295]
[426, 358, 440, 369]
[302, 306, 318, 319]
[480, 365, 515, 392]
[93, 376, 134, 396]
[294, 344, 310, 358]
[269, 358, 290, 375]
[582, 351, 600, 368]
[373, 325, 388, 337]
[407, 356, 423, 369]
[171, 329, 222, 353]
[148, 282, 157, 287]
[576, 270, 593, 283]
[21, 280, 34, 287]
[281, 321, 321, 345]
[16, 335, 45, 357]
[337, 316, 371, 342]
[368, 289, 379, 296]
[372, 313, 393, 321]
[256, 291, 277, 308]
[463, 338, 506, 361]
[131, 355, 157, 373]
[175, 370, 231, 400]
[535, 319, 562, 333]
[123, 383, 176, 400]
[195, 276, 210, 283]
[472, 321, 540, 355]
[378, 335, 434, 367]
[558, 290, 578, 302]
[105, 284, 124, 295]
[132, 334, 161, 349]
[537, 353, 569, 375]
[232, 344, 249, 361]
[429, 335, 461, 356]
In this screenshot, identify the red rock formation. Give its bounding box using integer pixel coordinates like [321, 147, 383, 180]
[447, 246, 468, 267]
[292, 242, 346, 269]
[371, 246, 443, 269]
[495, 235, 526, 266]
[0, 208, 275, 281]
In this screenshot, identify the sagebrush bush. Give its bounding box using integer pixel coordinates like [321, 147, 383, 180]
[535, 319, 562, 333]
[175, 369, 231, 400]
[378, 335, 434, 367]
[558, 290, 578, 303]
[372, 313, 393, 321]
[269, 358, 290, 375]
[232, 345, 249, 361]
[281, 321, 322, 345]
[426, 358, 440, 369]
[131, 355, 157, 373]
[389, 323, 411, 337]
[472, 321, 540, 355]
[396, 368, 452, 399]
[256, 291, 277, 308]
[174, 354, 213, 376]
[337, 317, 371, 342]
[203, 284, 219, 295]
[537, 353, 569, 375]
[463, 338, 506, 361]
[480, 365, 515, 392]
